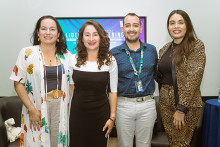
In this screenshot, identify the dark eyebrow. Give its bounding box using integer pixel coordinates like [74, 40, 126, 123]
[84, 32, 98, 34]
[169, 19, 184, 22]
[124, 23, 140, 26]
[124, 23, 131, 25]
[40, 26, 56, 29]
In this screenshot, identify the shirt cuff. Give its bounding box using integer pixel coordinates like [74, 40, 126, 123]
[176, 104, 189, 114]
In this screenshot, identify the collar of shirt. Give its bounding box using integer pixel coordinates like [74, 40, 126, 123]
[119, 40, 147, 52]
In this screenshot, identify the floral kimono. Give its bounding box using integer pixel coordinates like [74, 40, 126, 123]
[10, 45, 72, 147]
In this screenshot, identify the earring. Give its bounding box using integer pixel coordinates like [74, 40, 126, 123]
[38, 38, 40, 42]
[57, 39, 59, 42]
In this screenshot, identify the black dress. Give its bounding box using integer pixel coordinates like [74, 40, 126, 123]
[69, 59, 118, 147]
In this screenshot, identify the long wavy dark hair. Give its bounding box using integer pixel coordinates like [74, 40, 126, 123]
[75, 20, 112, 70]
[32, 15, 67, 55]
[167, 10, 197, 65]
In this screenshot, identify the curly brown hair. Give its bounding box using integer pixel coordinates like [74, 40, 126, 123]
[75, 20, 112, 70]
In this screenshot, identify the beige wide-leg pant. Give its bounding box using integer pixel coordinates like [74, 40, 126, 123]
[46, 98, 61, 147]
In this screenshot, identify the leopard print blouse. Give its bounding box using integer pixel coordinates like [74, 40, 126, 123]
[158, 39, 206, 108]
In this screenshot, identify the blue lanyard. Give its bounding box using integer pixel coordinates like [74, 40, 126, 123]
[125, 47, 144, 78]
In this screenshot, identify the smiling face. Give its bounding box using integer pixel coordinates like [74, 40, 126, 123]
[168, 13, 187, 44]
[38, 18, 60, 45]
[122, 15, 142, 43]
[82, 25, 100, 52]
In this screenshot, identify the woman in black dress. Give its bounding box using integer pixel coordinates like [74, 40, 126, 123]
[69, 20, 118, 147]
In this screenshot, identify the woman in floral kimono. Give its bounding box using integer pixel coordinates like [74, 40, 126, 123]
[10, 15, 73, 147]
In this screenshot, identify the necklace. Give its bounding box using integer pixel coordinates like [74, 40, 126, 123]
[39, 45, 56, 66]
[40, 50, 59, 99]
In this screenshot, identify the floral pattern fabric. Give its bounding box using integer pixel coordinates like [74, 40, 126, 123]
[10, 45, 73, 147]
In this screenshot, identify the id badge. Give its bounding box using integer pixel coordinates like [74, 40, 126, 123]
[135, 80, 144, 93]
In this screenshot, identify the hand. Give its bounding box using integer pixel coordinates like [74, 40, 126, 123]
[173, 110, 185, 130]
[102, 118, 115, 138]
[29, 105, 41, 131]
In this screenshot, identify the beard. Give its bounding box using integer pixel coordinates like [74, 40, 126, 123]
[125, 36, 139, 43]
[124, 32, 140, 43]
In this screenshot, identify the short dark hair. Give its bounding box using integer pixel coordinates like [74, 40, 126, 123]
[123, 13, 141, 25]
[32, 15, 67, 55]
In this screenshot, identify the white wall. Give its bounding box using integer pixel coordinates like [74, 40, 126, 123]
[1, 0, 220, 96]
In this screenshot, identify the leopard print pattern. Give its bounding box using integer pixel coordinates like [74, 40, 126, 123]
[158, 39, 206, 146]
[158, 39, 206, 108]
[159, 85, 200, 147]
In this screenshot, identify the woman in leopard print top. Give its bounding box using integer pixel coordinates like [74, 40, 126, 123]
[157, 10, 206, 147]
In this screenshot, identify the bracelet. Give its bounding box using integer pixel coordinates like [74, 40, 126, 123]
[26, 103, 32, 110]
[109, 117, 114, 121]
